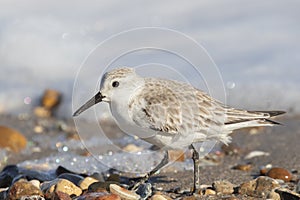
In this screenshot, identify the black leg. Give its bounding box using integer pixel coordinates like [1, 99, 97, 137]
[190, 144, 200, 193]
[131, 151, 169, 190]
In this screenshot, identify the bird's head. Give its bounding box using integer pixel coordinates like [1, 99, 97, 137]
[73, 67, 143, 117]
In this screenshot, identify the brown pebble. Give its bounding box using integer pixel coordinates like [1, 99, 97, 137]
[42, 89, 61, 110]
[260, 168, 268, 175]
[52, 191, 72, 200]
[77, 192, 121, 200]
[238, 176, 280, 198]
[267, 167, 292, 182]
[233, 164, 252, 171]
[8, 179, 43, 200]
[0, 126, 27, 153]
[212, 180, 234, 195]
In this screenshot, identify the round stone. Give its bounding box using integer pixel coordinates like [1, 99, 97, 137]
[267, 167, 292, 182]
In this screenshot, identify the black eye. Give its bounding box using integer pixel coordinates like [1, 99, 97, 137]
[112, 81, 119, 88]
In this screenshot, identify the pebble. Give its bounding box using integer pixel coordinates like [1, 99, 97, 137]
[203, 188, 216, 196]
[151, 193, 171, 200]
[233, 164, 252, 171]
[41, 178, 82, 198]
[266, 167, 292, 182]
[8, 179, 43, 200]
[88, 181, 119, 192]
[33, 125, 44, 134]
[275, 188, 300, 200]
[41, 89, 61, 110]
[78, 192, 121, 200]
[296, 179, 300, 194]
[260, 168, 268, 175]
[0, 126, 27, 153]
[212, 180, 234, 195]
[51, 191, 72, 200]
[238, 176, 279, 198]
[109, 184, 140, 200]
[29, 180, 40, 189]
[267, 190, 281, 200]
[275, 188, 300, 199]
[244, 150, 269, 159]
[122, 144, 143, 153]
[79, 177, 99, 190]
[0, 165, 19, 188]
[54, 179, 82, 197]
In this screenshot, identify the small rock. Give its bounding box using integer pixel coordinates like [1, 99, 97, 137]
[33, 126, 44, 134]
[8, 179, 43, 200]
[106, 174, 120, 183]
[0, 165, 19, 188]
[0, 126, 27, 153]
[109, 184, 140, 200]
[212, 180, 234, 195]
[51, 191, 72, 200]
[266, 167, 292, 182]
[42, 89, 61, 110]
[244, 150, 269, 159]
[168, 150, 185, 162]
[88, 181, 118, 192]
[275, 188, 300, 200]
[29, 180, 40, 189]
[42, 178, 82, 198]
[54, 179, 82, 197]
[151, 193, 171, 200]
[296, 179, 300, 194]
[238, 176, 280, 198]
[34, 106, 51, 118]
[78, 192, 121, 200]
[204, 189, 216, 196]
[0, 187, 8, 200]
[233, 164, 252, 171]
[79, 177, 99, 190]
[267, 190, 281, 200]
[260, 168, 268, 175]
[182, 196, 196, 200]
[122, 144, 143, 153]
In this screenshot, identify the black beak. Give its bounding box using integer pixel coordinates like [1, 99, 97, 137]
[73, 92, 104, 117]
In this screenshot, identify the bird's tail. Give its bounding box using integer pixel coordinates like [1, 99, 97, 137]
[224, 109, 285, 131]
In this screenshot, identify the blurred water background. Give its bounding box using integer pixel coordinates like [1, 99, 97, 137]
[1, 0, 299, 117]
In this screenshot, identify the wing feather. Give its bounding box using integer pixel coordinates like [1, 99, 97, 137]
[128, 78, 224, 135]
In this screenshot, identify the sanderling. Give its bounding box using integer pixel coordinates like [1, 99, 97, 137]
[73, 67, 284, 193]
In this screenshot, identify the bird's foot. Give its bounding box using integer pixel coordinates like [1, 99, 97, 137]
[129, 174, 149, 191]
